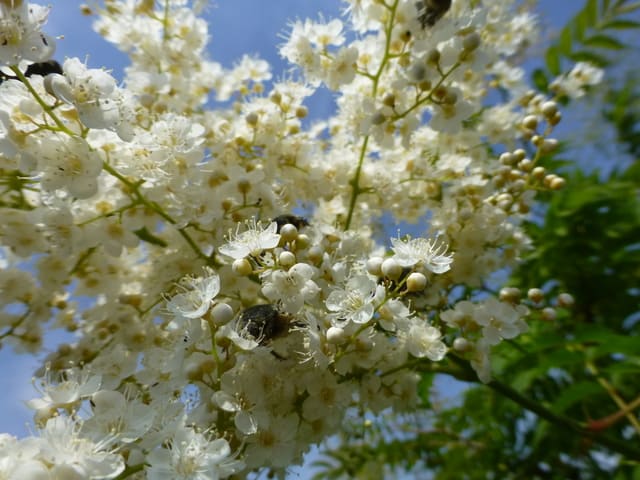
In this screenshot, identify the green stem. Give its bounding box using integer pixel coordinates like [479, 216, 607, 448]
[10, 66, 76, 136]
[447, 355, 640, 462]
[343, 0, 399, 230]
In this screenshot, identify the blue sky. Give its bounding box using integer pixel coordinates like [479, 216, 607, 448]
[0, 0, 585, 445]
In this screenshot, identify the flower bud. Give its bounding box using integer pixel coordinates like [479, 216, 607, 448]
[326, 326, 346, 344]
[279, 251, 296, 267]
[381, 258, 403, 280]
[232, 258, 252, 276]
[406, 272, 427, 292]
[557, 293, 575, 308]
[527, 288, 544, 303]
[211, 302, 234, 326]
[453, 337, 470, 352]
[541, 307, 557, 321]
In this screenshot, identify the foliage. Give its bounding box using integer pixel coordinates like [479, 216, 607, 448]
[313, 1, 640, 478]
[532, 0, 640, 93]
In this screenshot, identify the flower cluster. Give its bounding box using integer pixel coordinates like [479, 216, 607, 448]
[0, 0, 602, 478]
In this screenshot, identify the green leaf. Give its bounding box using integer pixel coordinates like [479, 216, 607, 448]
[568, 49, 610, 66]
[582, 34, 626, 49]
[600, 19, 640, 29]
[558, 27, 574, 56]
[532, 68, 549, 92]
[616, 1, 640, 15]
[551, 381, 603, 413]
[585, 0, 599, 26]
[545, 46, 562, 76]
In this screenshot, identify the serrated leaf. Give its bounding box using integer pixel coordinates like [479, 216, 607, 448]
[582, 34, 626, 49]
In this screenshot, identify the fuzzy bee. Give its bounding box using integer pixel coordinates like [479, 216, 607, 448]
[416, 0, 452, 29]
[0, 60, 62, 85]
[237, 304, 295, 345]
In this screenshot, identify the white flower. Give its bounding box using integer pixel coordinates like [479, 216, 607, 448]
[0, 2, 55, 64]
[47, 58, 128, 135]
[326, 274, 384, 325]
[391, 235, 453, 273]
[82, 390, 155, 444]
[243, 411, 299, 469]
[146, 426, 243, 480]
[473, 297, 529, 346]
[38, 416, 125, 479]
[406, 322, 447, 361]
[261, 263, 320, 313]
[38, 136, 103, 199]
[324, 45, 358, 90]
[551, 62, 604, 99]
[27, 367, 102, 413]
[218, 218, 280, 259]
[167, 268, 221, 319]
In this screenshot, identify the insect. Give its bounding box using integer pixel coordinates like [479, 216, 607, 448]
[0, 60, 62, 84]
[237, 304, 295, 345]
[272, 214, 309, 233]
[416, 0, 452, 29]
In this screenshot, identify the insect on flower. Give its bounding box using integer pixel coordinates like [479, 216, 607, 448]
[0, 59, 62, 84]
[416, 0, 452, 29]
[237, 304, 295, 345]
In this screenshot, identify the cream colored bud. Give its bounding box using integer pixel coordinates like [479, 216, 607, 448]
[513, 149, 526, 161]
[427, 49, 440, 64]
[232, 258, 252, 276]
[541, 101, 558, 118]
[211, 302, 234, 326]
[522, 115, 538, 130]
[542, 138, 558, 153]
[527, 288, 544, 303]
[366, 256, 384, 276]
[406, 272, 427, 292]
[557, 293, 575, 308]
[279, 223, 298, 242]
[295, 233, 310, 249]
[371, 111, 386, 125]
[270, 91, 282, 104]
[453, 337, 470, 352]
[541, 307, 557, 321]
[499, 287, 521, 303]
[279, 251, 296, 267]
[326, 326, 346, 344]
[381, 258, 403, 280]
[532, 166, 546, 179]
[462, 32, 481, 52]
[245, 112, 259, 126]
[550, 176, 565, 190]
[295, 106, 308, 118]
[306, 245, 323, 264]
[531, 135, 543, 147]
[500, 152, 515, 165]
[518, 158, 533, 171]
